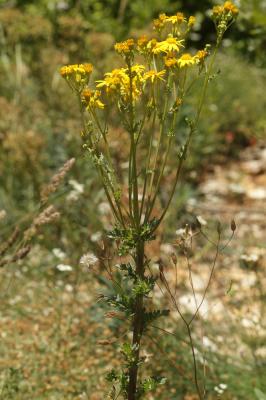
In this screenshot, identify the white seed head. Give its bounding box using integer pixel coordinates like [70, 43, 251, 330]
[79, 252, 98, 269]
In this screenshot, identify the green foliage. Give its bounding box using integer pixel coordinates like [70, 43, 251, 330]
[103, 293, 134, 314]
[143, 309, 170, 328]
[0, 1, 265, 399]
[107, 219, 157, 256]
[0, 368, 24, 397]
[255, 388, 266, 400]
[138, 376, 167, 397]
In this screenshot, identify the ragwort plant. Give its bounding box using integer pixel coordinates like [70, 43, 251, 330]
[60, 3, 238, 399]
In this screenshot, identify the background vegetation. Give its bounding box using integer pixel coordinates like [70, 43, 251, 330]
[0, 0, 265, 398]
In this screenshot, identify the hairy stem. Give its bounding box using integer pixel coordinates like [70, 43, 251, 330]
[127, 240, 145, 400]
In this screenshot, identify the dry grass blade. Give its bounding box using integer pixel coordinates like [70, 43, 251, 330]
[40, 157, 75, 204]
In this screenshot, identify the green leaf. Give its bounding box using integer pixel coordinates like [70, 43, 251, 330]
[254, 388, 266, 400]
[143, 309, 170, 327]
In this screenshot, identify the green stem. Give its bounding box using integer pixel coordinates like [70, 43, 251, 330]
[154, 44, 220, 231]
[127, 240, 145, 400]
[78, 97, 122, 224]
[128, 62, 140, 227]
[139, 110, 156, 223]
[144, 76, 170, 222]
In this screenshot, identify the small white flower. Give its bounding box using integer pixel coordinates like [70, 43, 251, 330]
[69, 179, 84, 193]
[219, 383, 227, 390]
[53, 248, 66, 260]
[79, 252, 98, 269]
[65, 284, 73, 292]
[214, 383, 227, 394]
[214, 386, 223, 394]
[56, 264, 73, 272]
[90, 231, 102, 242]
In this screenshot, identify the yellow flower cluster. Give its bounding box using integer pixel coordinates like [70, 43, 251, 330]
[137, 35, 149, 54]
[212, 1, 239, 18]
[60, 63, 93, 84]
[97, 65, 146, 101]
[166, 12, 186, 25]
[60, 5, 237, 119]
[153, 12, 188, 29]
[114, 39, 135, 55]
[97, 68, 127, 95]
[82, 89, 105, 110]
[164, 49, 208, 69]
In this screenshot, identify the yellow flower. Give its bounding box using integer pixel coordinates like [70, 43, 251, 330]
[147, 39, 158, 52]
[60, 63, 93, 78]
[166, 12, 186, 25]
[212, 1, 238, 18]
[60, 66, 72, 77]
[60, 64, 93, 89]
[144, 69, 166, 83]
[164, 56, 178, 68]
[177, 53, 196, 68]
[153, 14, 167, 31]
[153, 18, 164, 31]
[97, 68, 128, 95]
[137, 35, 149, 51]
[97, 66, 145, 101]
[131, 64, 146, 75]
[114, 38, 135, 54]
[223, 1, 239, 15]
[195, 50, 208, 63]
[82, 89, 105, 110]
[212, 5, 224, 16]
[188, 16, 196, 27]
[153, 37, 184, 55]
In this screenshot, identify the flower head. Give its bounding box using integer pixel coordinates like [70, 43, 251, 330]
[114, 38, 135, 55]
[60, 63, 93, 90]
[195, 50, 208, 63]
[60, 63, 93, 78]
[188, 16, 196, 27]
[153, 36, 184, 55]
[97, 65, 145, 101]
[177, 53, 196, 68]
[212, 5, 224, 17]
[131, 64, 146, 75]
[166, 12, 186, 25]
[144, 69, 166, 83]
[164, 56, 178, 68]
[153, 13, 167, 31]
[223, 1, 239, 15]
[212, 1, 239, 19]
[79, 252, 98, 269]
[137, 35, 149, 52]
[82, 89, 105, 109]
[146, 39, 158, 53]
[97, 68, 128, 96]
